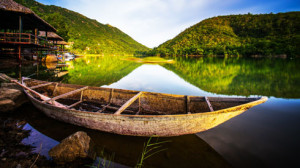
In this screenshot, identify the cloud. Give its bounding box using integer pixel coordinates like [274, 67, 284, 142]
[38, 0, 299, 48]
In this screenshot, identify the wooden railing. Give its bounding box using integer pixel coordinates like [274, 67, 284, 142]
[0, 32, 58, 49]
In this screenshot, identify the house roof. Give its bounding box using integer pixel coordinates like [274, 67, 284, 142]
[56, 41, 69, 45]
[0, 0, 56, 32]
[39, 31, 64, 41]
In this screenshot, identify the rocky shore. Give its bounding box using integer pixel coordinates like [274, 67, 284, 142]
[0, 74, 28, 113]
[0, 73, 96, 167]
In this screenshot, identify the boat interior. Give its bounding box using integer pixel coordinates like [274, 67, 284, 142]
[23, 79, 260, 115]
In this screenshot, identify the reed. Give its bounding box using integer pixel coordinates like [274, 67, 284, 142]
[136, 136, 170, 168]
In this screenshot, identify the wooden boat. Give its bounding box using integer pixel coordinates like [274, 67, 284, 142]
[18, 78, 267, 137]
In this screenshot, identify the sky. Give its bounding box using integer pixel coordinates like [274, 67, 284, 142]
[36, 0, 299, 48]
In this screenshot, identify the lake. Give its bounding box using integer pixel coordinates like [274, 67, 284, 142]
[1, 56, 300, 168]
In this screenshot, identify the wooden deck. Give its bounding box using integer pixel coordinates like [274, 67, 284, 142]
[0, 32, 58, 49]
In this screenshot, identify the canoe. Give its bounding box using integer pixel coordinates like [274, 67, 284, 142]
[20, 78, 267, 137]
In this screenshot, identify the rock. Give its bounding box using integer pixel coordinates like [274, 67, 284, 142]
[1, 83, 22, 90]
[0, 88, 28, 112]
[49, 131, 95, 164]
[0, 99, 15, 112]
[0, 73, 14, 82]
[0, 88, 22, 101]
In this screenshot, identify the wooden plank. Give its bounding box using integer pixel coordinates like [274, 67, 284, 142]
[80, 90, 84, 101]
[114, 92, 142, 115]
[205, 96, 214, 112]
[30, 82, 53, 89]
[44, 86, 88, 102]
[190, 96, 255, 103]
[185, 96, 190, 114]
[12, 80, 66, 108]
[97, 103, 111, 113]
[52, 83, 58, 96]
[67, 100, 82, 109]
[102, 104, 135, 113]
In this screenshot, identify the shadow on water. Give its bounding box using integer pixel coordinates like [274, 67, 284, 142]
[15, 103, 231, 168]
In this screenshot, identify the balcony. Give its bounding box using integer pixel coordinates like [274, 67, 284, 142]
[0, 32, 58, 50]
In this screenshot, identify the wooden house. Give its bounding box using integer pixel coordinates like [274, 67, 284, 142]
[0, 0, 63, 61]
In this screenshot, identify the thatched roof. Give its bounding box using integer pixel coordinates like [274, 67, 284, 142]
[0, 0, 56, 32]
[0, 0, 32, 13]
[56, 41, 69, 45]
[39, 31, 64, 41]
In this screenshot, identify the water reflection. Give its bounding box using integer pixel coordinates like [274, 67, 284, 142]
[61, 56, 141, 86]
[104, 64, 215, 96]
[1, 56, 300, 167]
[18, 104, 231, 168]
[1, 56, 299, 98]
[164, 57, 300, 98]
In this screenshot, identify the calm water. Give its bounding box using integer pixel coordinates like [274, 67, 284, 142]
[1, 56, 300, 168]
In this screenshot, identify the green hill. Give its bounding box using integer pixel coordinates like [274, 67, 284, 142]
[15, 0, 149, 55]
[152, 12, 300, 57]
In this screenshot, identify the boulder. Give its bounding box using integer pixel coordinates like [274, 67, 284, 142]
[0, 99, 15, 112]
[49, 131, 95, 164]
[0, 88, 28, 112]
[0, 88, 22, 101]
[0, 73, 14, 82]
[1, 83, 22, 90]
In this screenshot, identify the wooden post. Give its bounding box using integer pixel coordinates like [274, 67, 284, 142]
[114, 92, 142, 115]
[19, 16, 22, 42]
[35, 28, 38, 44]
[45, 31, 48, 41]
[18, 64, 21, 82]
[18, 45, 21, 62]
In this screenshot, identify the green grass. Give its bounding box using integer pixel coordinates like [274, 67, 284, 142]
[136, 137, 170, 168]
[124, 57, 175, 64]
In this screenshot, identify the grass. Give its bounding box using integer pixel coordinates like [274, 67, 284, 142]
[124, 57, 175, 64]
[84, 136, 170, 168]
[136, 136, 170, 168]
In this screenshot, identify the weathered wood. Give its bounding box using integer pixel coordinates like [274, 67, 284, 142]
[109, 88, 114, 103]
[12, 80, 66, 108]
[205, 96, 214, 112]
[102, 104, 135, 113]
[185, 96, 190, 114]
[80, 90, 83, 101]
[114, 92, 143, 115]
[138, 95, 141, 113]
[67, 100, 82, 109]
[22, 78, 268, 137]
[44, 86, 88, 102]
[52, 83, 58, 95]
[97, 103, 111, 113]
[30, 82, 53, 89]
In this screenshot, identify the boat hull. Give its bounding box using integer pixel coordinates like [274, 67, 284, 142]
[25, 90, 267, 137]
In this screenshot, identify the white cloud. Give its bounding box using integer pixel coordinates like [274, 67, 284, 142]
[38, 0, 298, 48]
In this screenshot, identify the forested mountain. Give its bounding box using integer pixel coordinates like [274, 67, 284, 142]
[15, 0, 149, 55]
[152, 12, 299, 57]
